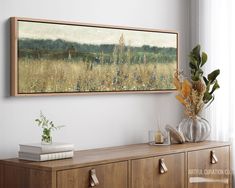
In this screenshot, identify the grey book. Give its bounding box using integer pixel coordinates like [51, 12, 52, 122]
[19, 143, 74, 154]
[18, 150, 74, 161]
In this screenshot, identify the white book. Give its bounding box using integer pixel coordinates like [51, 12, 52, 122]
[19, 143, 74, 154]
[18, 151, 74, 161]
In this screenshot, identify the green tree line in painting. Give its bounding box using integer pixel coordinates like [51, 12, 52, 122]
[18, 34, 177, 93]
[19, 37, 176, 64]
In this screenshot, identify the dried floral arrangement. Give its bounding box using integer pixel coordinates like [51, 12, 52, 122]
[174, 45, 220, 117]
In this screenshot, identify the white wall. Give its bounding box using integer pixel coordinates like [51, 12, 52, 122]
[0, 0, 190, 158]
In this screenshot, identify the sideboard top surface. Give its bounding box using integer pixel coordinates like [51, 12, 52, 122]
[0, 141, 230, 171]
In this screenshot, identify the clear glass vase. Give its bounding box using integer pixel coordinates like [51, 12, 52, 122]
[41, 136, 52, 145]
[178, 116, 211, 142]
[41, 129, 52, 145]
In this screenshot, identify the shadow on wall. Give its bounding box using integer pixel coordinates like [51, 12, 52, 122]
[3, 19, 11, 98]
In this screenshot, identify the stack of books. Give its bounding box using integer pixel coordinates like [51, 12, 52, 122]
[18, 143, 74, 161]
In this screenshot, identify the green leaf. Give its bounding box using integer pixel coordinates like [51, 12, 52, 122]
[193, 45, 201, 54]
[203, 76, 209, 85]
[208, 69, 220, 83]
[198, 68, 204, 75]
[192, 45, 201, 64]
[205, 81, 211, 93]
[189, 54, 200, 69]
[210, 80, 220, 94]
[189, 62, 197, 69]
[192, 70, 202, 81]
[35, 111, 65, 138]
[192, 75, 199, 81]
[203, 92, 213, 103]
[201, 52, 207, 67]
[205, 95, 215, 108]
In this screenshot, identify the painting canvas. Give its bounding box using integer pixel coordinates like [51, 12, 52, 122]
[11, 17, 178, 96]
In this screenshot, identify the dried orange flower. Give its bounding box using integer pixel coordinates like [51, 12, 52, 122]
[174, 71, 205, 118]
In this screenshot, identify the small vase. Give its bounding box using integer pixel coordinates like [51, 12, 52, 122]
[41, 138, 52, 145]
[41, 131, 52, 145]
[178, 115, 211, 142]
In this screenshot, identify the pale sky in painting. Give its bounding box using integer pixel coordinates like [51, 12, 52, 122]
[18, 21, 177, 48]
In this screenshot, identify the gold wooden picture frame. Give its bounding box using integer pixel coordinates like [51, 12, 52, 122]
[11, 17, 178, 96]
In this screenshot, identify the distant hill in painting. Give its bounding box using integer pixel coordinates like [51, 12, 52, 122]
[18, 38, 177, 64]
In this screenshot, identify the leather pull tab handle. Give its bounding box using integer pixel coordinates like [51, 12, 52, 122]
[159, 158, 168, 174]
[211, 151, 218, 164]
[90, 169, 99, 187]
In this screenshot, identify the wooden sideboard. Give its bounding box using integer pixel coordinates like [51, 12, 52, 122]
[0, 141, 232, 188]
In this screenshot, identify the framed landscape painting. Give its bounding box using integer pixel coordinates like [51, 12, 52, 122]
[10, 17, 178, 96]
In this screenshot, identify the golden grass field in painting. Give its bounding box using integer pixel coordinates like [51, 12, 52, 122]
[18, 59, 176, 93]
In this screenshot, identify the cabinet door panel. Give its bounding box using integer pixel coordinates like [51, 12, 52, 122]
[3, 165, 52, 188]
[57, 161, 127, 188]
[188, 146, 230, 188]
[155, 153, 185, 188]
[103, 161, 127, 187]
[132, 157, 155, 188]
[131, 153, 184, 188]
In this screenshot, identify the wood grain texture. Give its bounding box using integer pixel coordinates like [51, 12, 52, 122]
[0, 164, 4, 188]
[131, 153, 185, 188]
[6, 165, 28, 188]
[0, 141, 232, 188]
[128, 159, 132, 188]
[28, 168, 52, 188]
[155, 153, 185, 188]
[57, 161, 127, 188]
[131, 157, 155, 188]
[185, 151, 188, 188]
[103, 161, 128, 187]
[4, 165, 53, 188]
[51, 171, 57, 188]
[188, 146, 230, 188]
[10, 17, 18, 96]
[0, 141, 230, 171]
[229, 146, 233, 188]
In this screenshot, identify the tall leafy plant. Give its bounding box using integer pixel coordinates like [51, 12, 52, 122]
[189, 45, 220, 106]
